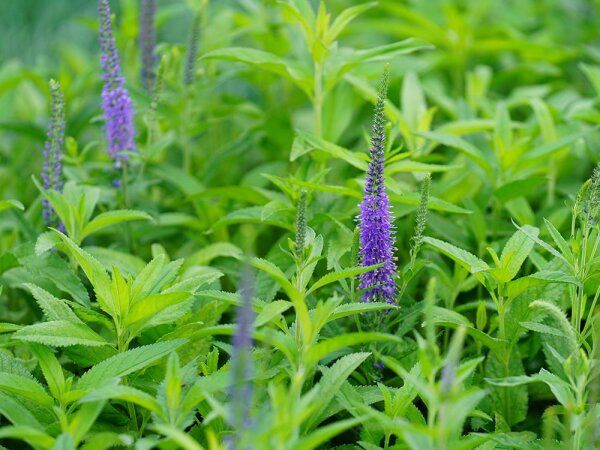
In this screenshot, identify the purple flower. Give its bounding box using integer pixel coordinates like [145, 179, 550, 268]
[358, 65, 397, 304]
[41, 80, 65, 229]
[99, 0, 136, 168]
[228, 268, 254, 448]
[139, 0, 157, 90]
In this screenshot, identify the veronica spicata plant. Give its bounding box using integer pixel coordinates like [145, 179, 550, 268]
[98, 0, 136, 170]
[358, 65, 397, 304]
[41, 79, 65, 229]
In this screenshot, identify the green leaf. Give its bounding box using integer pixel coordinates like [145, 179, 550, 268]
[152, 424, 206, 450]
[304, 333, 401, 366]
[183, 242, 243, 267]
[423, 236, 489, 273]
[431, 307, 504, 351]
[78, 340, 186, 390]
[402, 71, 427, 130]
[0, 199, 24, 213]
[487, 368, 572, 409]
[125, 292, 193, 336]
[29, 343, 65, 402]
[23, 283, 80, 322]
[505, 270, 579, 299]
[523, 130, 588, 161]
[130, 255, 182, 304]
[81, 210, 152, 240]
[519, 321, 566, 337]
[418, 131, 493, 174]
[53, 231, 114, 316]
[329, 302, 396, 321]
[306, 265, 379, 295]
[345, 38, 433, 66]
[303, 353, 370, 432]
[293, 416, 365, 450]
[164, 269, 223, 294]
[387, 160, 460, 174]
[251, 257, 312, 342]
[0, 392, 44, 428]
[214, 206, 294, 231]
[513, 221, 569, 265]
[485, 347, 528, 426]
[543, 218, 573, 263]
[494, 177, 546, 203]
[254, 300, 292, 327]
[291, 129, 368, 170]
[85, 246, 146, 276]
[13, 321, 110, 348]
[0, 373, 53, 407]
[0, 425, 53, 447]
[325, 2, 376, 44]
[82, 383, 161, 413]
[499, 225, 538, 282]
[53, 433, 75, 450]
[201, 47, 311, 96]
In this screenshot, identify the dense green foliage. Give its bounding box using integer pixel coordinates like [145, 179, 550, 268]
[0, 0, 599, 449]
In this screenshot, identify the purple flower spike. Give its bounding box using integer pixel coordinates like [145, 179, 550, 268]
[228, 268, 254, 448]
[358, 65, 397, 304]
[99, 0, 136, 168]
[42, 80, 65, 229]
[139, 0, 157, 90]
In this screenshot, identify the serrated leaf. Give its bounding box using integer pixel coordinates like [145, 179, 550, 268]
[131, 255, 183, 304]
[78, 340, 186, 390]
[303, 353, 371, 432]
[23, 283, 80, 322]
[485, 348, 528, 426]
[13, 321, 110, 348]
[499, 225, 538, 282]
[53, 231, 114, 315]
[0, 373, 53, 408]
[519, 321, 566, 336]
[125, 292, 193, 336]
[254, 300, 292, 327]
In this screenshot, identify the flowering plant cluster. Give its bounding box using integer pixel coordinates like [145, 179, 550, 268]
[0, 1, 598, 449]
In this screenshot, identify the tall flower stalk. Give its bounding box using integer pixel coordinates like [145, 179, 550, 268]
[358, 65, 397, 304]
[98, 0, 136, 170]
[41, 79, 65, 229]
[184, 11, 201, 86]
[139, 0, 157, 91]
[228, 268, 254, 448]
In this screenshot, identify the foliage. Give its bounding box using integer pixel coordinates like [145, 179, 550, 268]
[0, 0, 599, 449]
